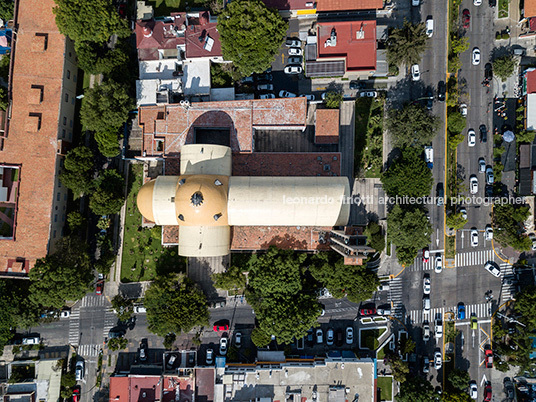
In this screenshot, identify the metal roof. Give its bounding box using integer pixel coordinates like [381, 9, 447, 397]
[305, 60, 345, 77]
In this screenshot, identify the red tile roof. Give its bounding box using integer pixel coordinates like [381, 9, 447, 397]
[231, 226, 332, 251]
[526, 0, 536, 18]
[130, 376, 161, 402]
[0, 0, 66, 271]
[185, 12, 222, 58]
[261, 0, 315, 10]
[316, 0, 383, 11]
[317, 21, 377, 71]
[109, 377, 130, 401]
[138, 98, 307, 155]
[135, 13, 187, 61]
[526, 69, 536, 94]
[232, 152, 341, 176]
[315, 109, 339, 144]
[194, 369, 214, 402]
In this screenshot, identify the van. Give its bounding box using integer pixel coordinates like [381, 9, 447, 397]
[426, 18, 434, 37]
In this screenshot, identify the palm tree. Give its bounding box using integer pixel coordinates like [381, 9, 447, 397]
[386, 20, 428, 69]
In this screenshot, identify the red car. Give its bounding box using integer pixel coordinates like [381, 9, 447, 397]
[483, 381, 492, 402]
[360, 308, 377, 316]
[422, 247, 430, 263]
[462, 9, 470, 29]
[72, 387, 80, 402]
[118, 3, 126, 18]
[95, 281, 103, 295]
[213, 324, 229, 332]
[485, 347, 493, 368]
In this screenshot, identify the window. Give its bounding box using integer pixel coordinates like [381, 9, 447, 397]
[59, 159, 64, 167]
[27, 113, 42, 132]
[62, 129, 65, 138]
[56, 192, 60, 201]
[66, 70, 70, 79]
[54, 214, 57, 223]
[65, 93, 69, 103]
[69, 120, 73, 128]
[53, 230, 56, 238]
[68, 132, 72, 140]
[32, 33, 48, 51]
[63, 117, 66, 126]
[71, 98, 75, 105]
[73, 74, 77, 82]
[62, 214, 65, 222]
[64, 194, 67, 201]
[58, 181, 61, 188]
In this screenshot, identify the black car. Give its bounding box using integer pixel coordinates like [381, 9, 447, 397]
[485, 185, 493, 198]
[489, 0, 496, 6]
[335, 329, 344, 346]
[480, 124, 487, 143]
[425, 89, 434, 110]
[349, 80, 365, 90]
[108, 328, 126, 339]
[437, 81, 446, 102]
[485, 63, 493, 80]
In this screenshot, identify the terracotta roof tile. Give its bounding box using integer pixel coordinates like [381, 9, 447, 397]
[316, 0, 383, 11]
[315, 109, 339, 144]
[526, 0, 536, 18]
[526, 69, 536, 94]
[231, 226, 332, 251]
[185, 13, 222, 58]
[232, 152, 341, 176]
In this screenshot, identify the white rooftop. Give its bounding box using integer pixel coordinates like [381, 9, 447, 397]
[527, 93, 536, 131]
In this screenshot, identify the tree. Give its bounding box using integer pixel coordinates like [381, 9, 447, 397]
[95, 128, 121, 157]
[447, 369, 471, 392]
[308, 253, 380, 303]
[0, 53, 9, 83]
[514, 285, 536, 328]
[111, 294, 134, 322]
[441, 392, 472, 402]
[386, 20, 428, 68]
[451, 36, 469, 54]
[381, 147, 433, 198]
[163, 333, 176, 350]
[144, 275, 209, 337]
[324, 92, 343, 109]
[212, 265, 247, 291]
[80, 80, 133, 133]
[517, 130, 536, 144]
[0, 281, 21, 350]
[107, 336, 128, 351]
[29, 236, 93, 309]
[0, 86, 7, 111]
[75, 41, 129, 75]
[218, 0, 288, 77]
[446, 211, 467, 230]
[388, 205, 431, 266]
[365, 221, 385, 253]
[59, 146, 95, 199]
[246, 247, 321, 346]
[385, 354, 410, 383]
[0, 0, 13, 23]
[67, 211, 86, 230]
[493, 55, 516, 82]
[447, 111, 467, 136]
[395, 376, 435, 402]
[387, 103, 440, 147]
[60, 372, 76, 399]
[89, 169, 125, 216]
[492, 203, 532, 251]
[53, 0, 130, 43]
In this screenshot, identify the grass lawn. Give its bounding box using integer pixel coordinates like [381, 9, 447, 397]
[498, 0, 509, 18]
[145, 0, 183, 16]
[377, 346, 386, 359]
[361, 328, 386, 350]
[377, 376, 393, 401]
[354, 98, 384, 178]
[121, 164, 186, 282]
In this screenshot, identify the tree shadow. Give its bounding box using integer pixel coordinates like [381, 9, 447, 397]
[155, 248, 187, 277]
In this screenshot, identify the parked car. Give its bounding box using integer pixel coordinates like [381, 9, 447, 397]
[377, 308, 391, 316]
[437, 81, 446, 102]
[167, 354, 177, 369]
[279, 90, 297, 98]
[423, 274, 431, 294]
[257, 83, 273, 91]
[472, 47, 481, 65]
[479, 157, 486, 173]
[326, 328, 334, 346]
[435, 254, 442, 273]
[471, 228, 479, 247]
[235, 332, 242, 348]
[288, 47, 303, 56]
[462, 9, 470, 28]
[259, 93, 275, 99]
[284, 65, 302, 74]
[139, 341, 147, 361]
[22, 335, 40, 345]
[479, 124, 488, 143]
[423, 295, 431, 312]
[75, 360, 84, 381]
[108, 328, 125, 339]
[411, 64, 420, 81]
[257, 73, 273, 81]
[425, 89, 434, 110]
[470, 175, 478, 194]
[206, 348, 214, 365]
[530, 233, 536, 251]
[96, 281, 104, 295]
[423, 356, 430, 373]
[468, 129, 476, 147]
[483, 381, 492, 402]
[435, 319, 443, 338]
[72, 387, 80, 402]
[486, 166, 494, 185]
[219, 337, 228, 355]
[360, 307, 377, 316]
[426, 17, 434, 37]
[457, 303, 466, 320]
[423, 322, 431, 342]
[422, 247, 430, 263]
[134, 305, 147, 314]
[60, 310, 71, 318]
[485, 63, 493, 80]
[484, 261, 501, 277]
[469, 381, 478, 399]
[304, 94, 315, 101]
[485, 347, 493, 368]
[287, 56, 302, 64]
[434, 349, 442, 370]
[485, 225, 493, 241]
[316, 328, 323, 344]
[474, 0, 482, 5]
[460, 103, 468, 116]
[460, 208, 467, 220]
[349, 80, 365, 90]
[360, 91, 377, 98]
[346, 327, 354, 344]
[504, 378, 515, 399]
[213, 323, 229, 332]
[285, 38, 301, 47]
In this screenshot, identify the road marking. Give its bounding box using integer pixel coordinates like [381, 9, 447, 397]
[78, 343, 102, 357]
[68, 307, 80, 346]
[408, 303, 490, 325]
[481, 374, 488, 386]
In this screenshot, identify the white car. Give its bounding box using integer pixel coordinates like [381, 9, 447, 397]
[472, 47, 481, 65]
[434, 350, 442, 370]
[288, 47, 303, 56]
[412, 0, 419, 5]
[219, 337, 228, 355]
[484, 261, 501, 277]
[435, 319, 443, 338]
[423, 295, 431, 312]
[435, 255, 442, 273]
[259, 93, 275, 99]
[486, 166, 494, 185]
[468, 129, 476, 146]
[423, 275, 431, 294]
[326, 328, 334, 346]
[377, 308, 391, 316]
[316, 328, 323, 344]
[530, 233, 536, 251]
[469, 381, 478, 399]
[360, 91, 377, 98]
[134, 305, 147, 314]
[304, 94, 315, 101]
[460, 208, 467, 220]
[426, 18, 434, 37]
[284, 65, 302, 74]
[279, 90, 297, 98]
[346, 327, 353, 344]
[470, 175, 478, 194]
[423, 322, 430, 342]
[474, 0, 482, 5]
[75, 360, 84, 381]
[60, 310, 71, 318]
[471, 228, 479, 247]
[235, 332, 242, 348]
[411, 64, 420, 81]
[285, 39, 301, 47]
[460, 103, 468, 117]
[206, 348, 214, 365]
[485, 225, 493, 241]
[479, 157, 486, 173]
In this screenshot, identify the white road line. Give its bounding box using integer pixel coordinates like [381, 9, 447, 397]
[408, 303, 490, 325]
[68, 307, 80, 346]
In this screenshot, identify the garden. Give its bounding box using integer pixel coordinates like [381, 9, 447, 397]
[377, 376, 393, 401]
[354, 97, 384, 178]
[360, 327, 386, 350]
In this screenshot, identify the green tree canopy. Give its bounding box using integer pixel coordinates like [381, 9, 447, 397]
[492, 203, 531, 251]
[29, 236, 93, 309]
[107, 336, 128, 351]
[447, 369, 471, 392]
[89, 169, 125, 216]
[111, 294, 134, 322]
[246, 247, 320, 346]
[325, 92, 343, 109]
[59, 146, 95, 199]
[218, 0, 288, 77]
[514, 285, 536, 328]
[212, 265, 247, 291]
[395, 376, 435, 402]
[446, 211, 467, 230]
[75, 41, 129, 75]
[447, 111, 467, 136]
[387, 103, 440, 147]
[144, 275, 209, 337]
[381, 147, 433, 198]
[53, 0, 130, 43]
[60, 372, 76, 399]
[517, 130, 536, 144]
[95, 128, 121, 158]
[386, 20, 428, 68]
[493, 55, 516, 82]
[388, 205, 431, 266]
[365, 221, 385, 253]
[80, 80, 133, 133]
[308, 252, 380, 303]
[0, 0, 13, 23]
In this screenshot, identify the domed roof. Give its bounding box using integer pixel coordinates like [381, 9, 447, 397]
[175, 175, 229, 226]
[137, 179, 156, 223]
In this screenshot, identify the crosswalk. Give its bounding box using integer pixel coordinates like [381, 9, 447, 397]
[78, 343, 102, 357]
[81, 295, 108, 308]
[409, 249, 496, 271]
[68, 307, 80, 346]
[388, 277, 404, 318]
[500, 263, 516, 301]
[408, 303, 491, 325]
[103, 308, 117, 338]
